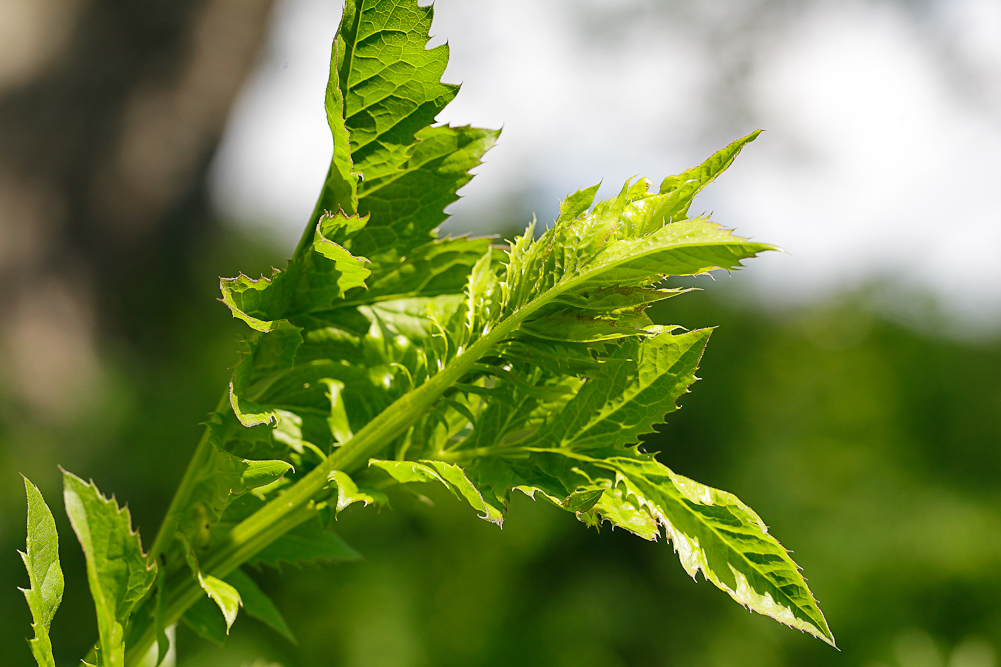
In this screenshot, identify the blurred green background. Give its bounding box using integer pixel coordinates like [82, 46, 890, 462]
[1, 1, 999, 666]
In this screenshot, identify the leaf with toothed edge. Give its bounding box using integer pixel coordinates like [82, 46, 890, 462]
[63, 471, 157, 667]
[20, 477, 63, 667]
[369, 460, 504, 525]
[191, 0, 832, 652]
[328, 470, 389, 514]
[455, 327, 834, 645]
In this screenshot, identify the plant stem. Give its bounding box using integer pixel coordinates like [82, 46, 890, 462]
[124, 503, 317, 667]
[435, 445, 532, 463]
[125, 270, 592, 663]
[146, 392, 230, 565]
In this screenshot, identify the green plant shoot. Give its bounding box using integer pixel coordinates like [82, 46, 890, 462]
[18, 0, 833, 663]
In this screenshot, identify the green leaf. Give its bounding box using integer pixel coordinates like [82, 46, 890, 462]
[175, 432, 293, 551]
[230, 324, 303, 426]
[658, 130, 761, 222]
[369, 460, 503, 525]
[356, 236, 495, 306]
[349, 126, 500, 266]
[519, 310, 655, 343]
[603, 454, 834, 644]
[311, 212, 372, 292]
[553, 286, 693, 312]
[20, 476, 63, 667]
[328, 470, 388, 513]
[323, 379, 353, 445]
[225, 569, 296, 643]
[339, 0, 455, 183]
[183, 0, 830, 650]
[560, 488, 605, 513]
[523, 329, 712, 451]
[184, 542, 242, 634]
[63, 471, 157, 667]
[456, 328, 834, 645]
[198, 575, 241, 634]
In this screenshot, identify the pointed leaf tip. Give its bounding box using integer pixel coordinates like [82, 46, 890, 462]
[21, 476, 63, 667]
[63, 470, 156, 667]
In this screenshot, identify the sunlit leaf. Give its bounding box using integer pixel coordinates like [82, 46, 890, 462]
[20, 477, 63, 667]
[63, 471, 157, 667]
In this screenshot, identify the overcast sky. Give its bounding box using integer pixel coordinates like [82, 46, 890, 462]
[209, 0, 1001, 330]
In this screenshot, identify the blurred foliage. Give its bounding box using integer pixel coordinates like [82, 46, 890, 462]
[1, 224, 998, 666]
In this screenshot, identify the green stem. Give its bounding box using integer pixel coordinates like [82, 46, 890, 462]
[124, 317, 523, 662]
[435, 445, 532, 463]
[146, 392, 229, 565]
[125, 268, 594, 663]
[124, 504, 317, 667]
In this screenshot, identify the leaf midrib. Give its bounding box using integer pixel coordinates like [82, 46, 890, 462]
[596, 456, 831, 641]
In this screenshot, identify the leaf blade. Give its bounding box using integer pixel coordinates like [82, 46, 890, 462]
[63, 471, 156, 667]
[20, 476, 64, 667]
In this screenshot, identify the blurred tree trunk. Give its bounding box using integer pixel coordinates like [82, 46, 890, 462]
[0, 0, 275, 418]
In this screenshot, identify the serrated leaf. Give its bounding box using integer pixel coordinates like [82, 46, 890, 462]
[362, 236, 494, 303]
[604, 454, 834, 645]
[498, 339, 619, 378]
[323, 379, 353, 445]
[658, 130, 761, 222]
[553, 286, 693, 312]
[197, 2, 830, 647]
[230, 324, 303, 427]
[20, 476, 63, 667]
[350, 126, 500, 266]
[63, 471, 157, 667]
[328, 470, 388, 513]
[560, 488, 604, 513]
[175, 438, 293, 551]
[524, 329, 712, 450]
[369, 460, 503, 525]
[311, 211, 372, 292]
[457, 328, 833, 645]
[520, 310, 654, 343]
[225, 569, 295, 643]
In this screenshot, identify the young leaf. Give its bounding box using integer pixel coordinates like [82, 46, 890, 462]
[20, 476, 64, 667]
[63, 471, 156, 667]
[455, 328, 834, 645]
[658, 130, 761, 222]
[183, 538, 242, 633]
[220, 0, 499, 363]
[369, 460, 503, 524]
[328, 470, 388, 514]
[198, 575, 241, 634]
[174, 424, 293, 552]
[136, 0, 834, 655]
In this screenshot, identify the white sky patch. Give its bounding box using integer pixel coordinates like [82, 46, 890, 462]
[208, 0, 339, 233]
[711, 1, 1001, 326]
[209, 0, 1001, 328]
